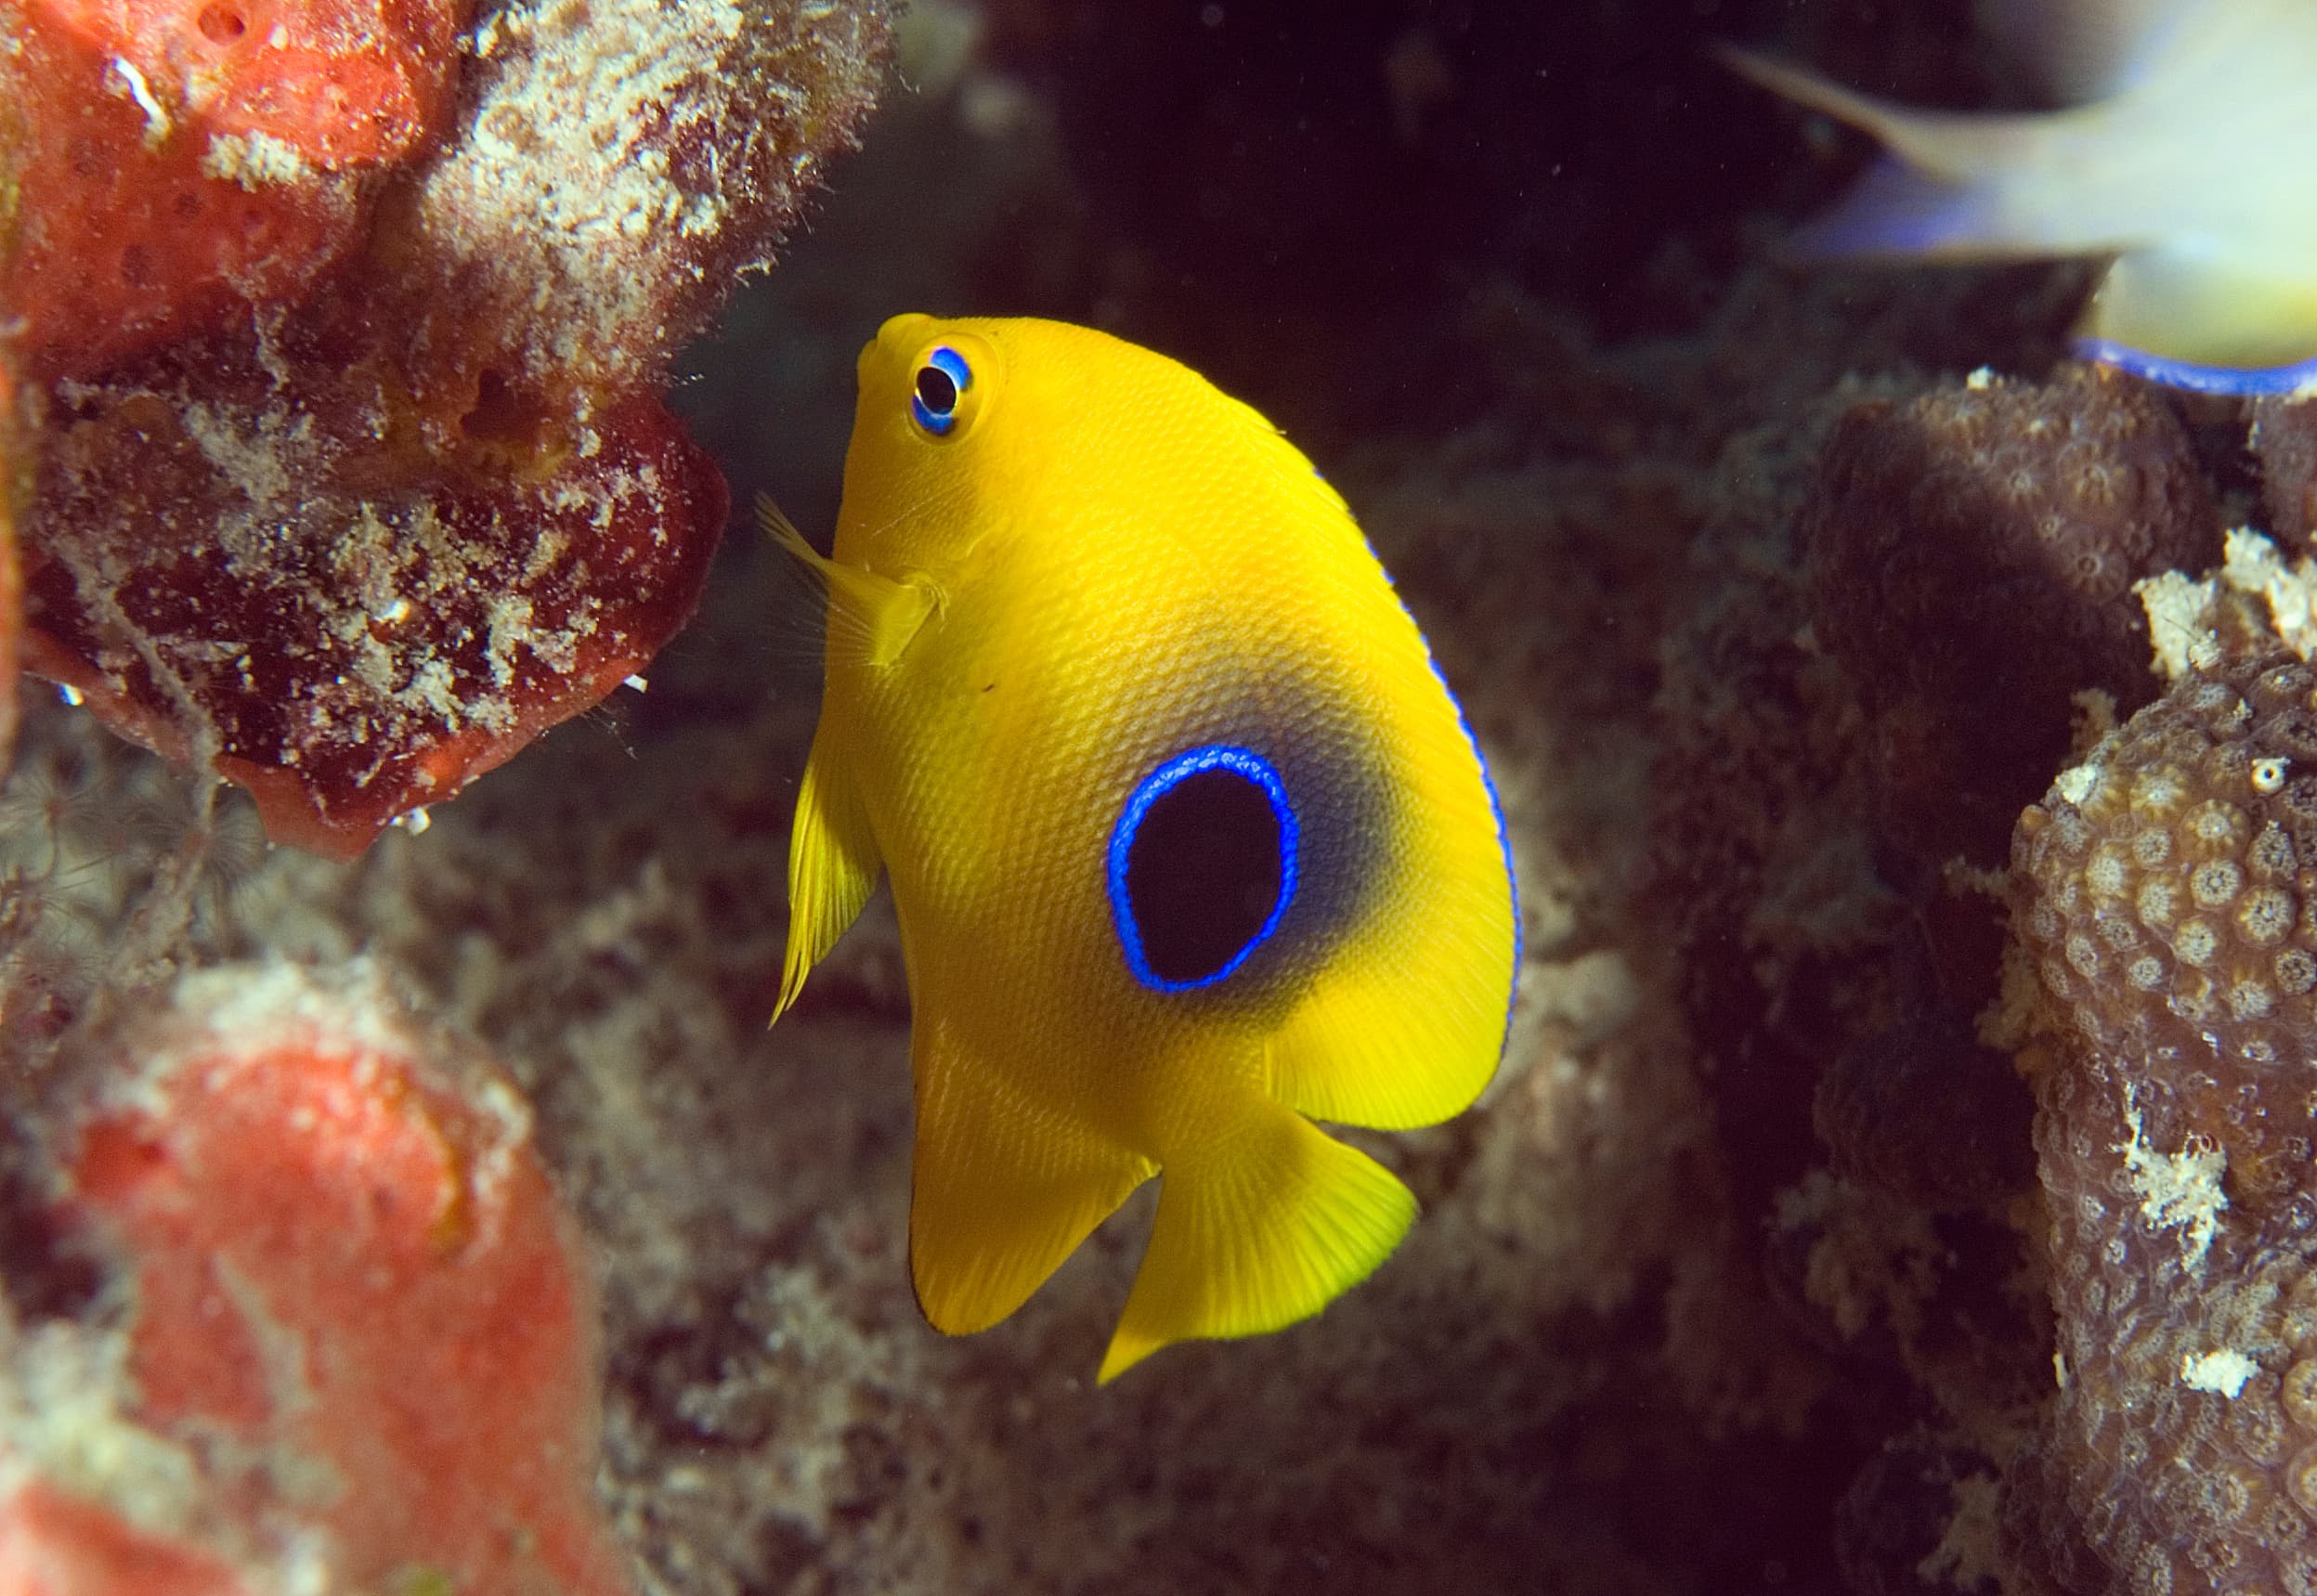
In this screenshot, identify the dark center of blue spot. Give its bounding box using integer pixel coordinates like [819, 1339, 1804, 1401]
[1108, 746, 1297, 993]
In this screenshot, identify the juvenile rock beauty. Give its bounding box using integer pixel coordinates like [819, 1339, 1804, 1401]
[767, 315, 1518, 1381]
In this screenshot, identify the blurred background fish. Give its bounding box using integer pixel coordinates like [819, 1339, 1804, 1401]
[1726, 0, 2317, 393]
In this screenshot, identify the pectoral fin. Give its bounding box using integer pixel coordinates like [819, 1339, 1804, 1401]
[1099, 1098, 1415, 1382]
[758, 494, 938, 668]
[908, 1014, 1155, 1333]
[771, 718, 882, 1023]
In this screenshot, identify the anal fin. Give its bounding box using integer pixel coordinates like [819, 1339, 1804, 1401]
[909, 1015, 1154, 1335]
[772, 719, 882, 1023]
[1100, 1100, 1415, 1382]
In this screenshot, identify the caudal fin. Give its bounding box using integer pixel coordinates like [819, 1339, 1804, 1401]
[1098, 1101, 1415, 1382]
[2084, 243, 2317, 375]
[1719, 45, 2065, 261]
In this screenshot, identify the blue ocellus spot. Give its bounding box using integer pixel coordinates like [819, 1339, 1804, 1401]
[1108, 746, 1297, 993]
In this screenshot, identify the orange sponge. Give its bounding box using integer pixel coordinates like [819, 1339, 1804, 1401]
[17, 965, 634, 1595]
[6, 0, 890, 853]
[0, 1486, 245, 1596]
[0, 0, 465, 383]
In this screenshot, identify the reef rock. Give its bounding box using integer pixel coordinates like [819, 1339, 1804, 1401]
[2257, 397, 2317, 555]
[2011, 652, 2317, 1595]
[0, 357, 20, 771]
[1805, 364, 2219, 882]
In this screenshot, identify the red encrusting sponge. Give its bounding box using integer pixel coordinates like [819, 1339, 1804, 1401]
[0, 0, 892, 855]
[0, 963, 635, 1596]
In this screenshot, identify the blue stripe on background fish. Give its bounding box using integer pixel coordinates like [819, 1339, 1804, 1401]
[1725, 0, 2317, 395]
[767, 316, 1521, 1382]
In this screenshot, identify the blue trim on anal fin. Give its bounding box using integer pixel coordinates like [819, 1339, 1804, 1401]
[2075, 337, 2317, 397]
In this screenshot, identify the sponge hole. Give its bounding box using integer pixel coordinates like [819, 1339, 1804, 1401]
[197, 4, 248, 43]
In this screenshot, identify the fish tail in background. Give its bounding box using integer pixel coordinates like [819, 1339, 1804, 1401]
[1717, 46, 2059, 259]
[1976, 0, 2202, 99]
[1098, 1099, 1416, 1383]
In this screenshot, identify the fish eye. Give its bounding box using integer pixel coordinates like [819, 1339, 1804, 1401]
[910, 345, 973, 436]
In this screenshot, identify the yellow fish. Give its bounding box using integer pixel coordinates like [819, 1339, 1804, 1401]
[767, 315, 1518, 1382]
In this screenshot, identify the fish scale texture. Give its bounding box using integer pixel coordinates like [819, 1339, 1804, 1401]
[2011, 655, 2317, 1596]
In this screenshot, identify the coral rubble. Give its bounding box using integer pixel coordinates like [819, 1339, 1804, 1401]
[0, 961, 631, 1595]
[0, 0, 891, 855]
[2011, 651, 2317, 1595]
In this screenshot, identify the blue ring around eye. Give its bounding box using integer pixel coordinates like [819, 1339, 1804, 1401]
[910, 345, 975, 435]
[1106, 745, 1299, 993]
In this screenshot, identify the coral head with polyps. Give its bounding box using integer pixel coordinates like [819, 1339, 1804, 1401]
[2011, 654, 2317, 1594]
[1804, 365, 2219, 882]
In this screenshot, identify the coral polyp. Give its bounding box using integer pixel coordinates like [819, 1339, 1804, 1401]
[2011, 652, 2317, 1592]
[0, 0, 891, 854]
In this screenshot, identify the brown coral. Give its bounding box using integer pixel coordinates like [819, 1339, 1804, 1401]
[1805, 364, 2219, 881]
[2256, 396, 2317, 554]
[2011, 652, 2317, 1595]
[1814, 1003, 2034, 1212]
